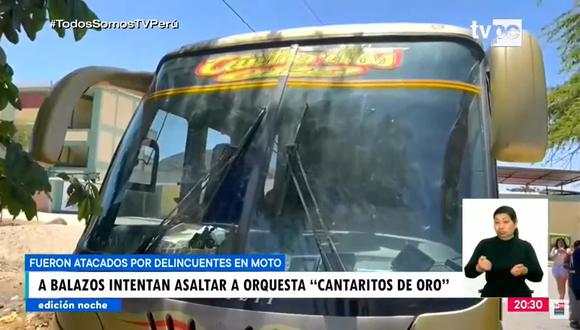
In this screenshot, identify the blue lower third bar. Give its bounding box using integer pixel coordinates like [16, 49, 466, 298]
[26, 299, 121, 312]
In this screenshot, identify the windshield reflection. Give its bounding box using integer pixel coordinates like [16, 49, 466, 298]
[88, 40, 491, 274]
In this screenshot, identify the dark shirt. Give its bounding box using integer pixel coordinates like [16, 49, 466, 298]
[565, 253, 572, 270]
[569, 249, 580, 292]
[464, 236, 543, 297]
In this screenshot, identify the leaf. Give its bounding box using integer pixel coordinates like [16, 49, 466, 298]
[72, 24, 86, 41]
[18, 0, 35, 8]
[21, 191, 37, 220]
[78, 198, 89, 220]
[93, 204, 103, 217]
[4, 29, 20, 44]
[21, 164, 50, 193]
[0, 180, 22, 218]
[63, 176, 102, 222]
[6, 82, 21, 110]
[64, 178, 87, 207]
[542, 8, 579, 75]
[22, 11, 38, 41]
[0, 64, 14, 82]
[6, 199, 21, 218]
[88, 182, 99, 198]
[48, 0, 70, 20]
[0, 91, 8, 111]
[69, 176, 81, 188]
[70, 0, 87, 41]
[4, 141, 51, 194]
[71, 0, 100, 40]
[545, 72, 580, 163]
[86, 194, 93, 215]
[53, 25, 65, 38]
[0, 121, 17, 140]
[1, 64, 14, 80]
[11, 6, 23, 33]
[65, 182, 74, 195]
[0, 47, 5, 66]
[84, 3, 99, 21]
[31, 6, 47, 33]
[0, 3, 11, 12]
[2, 13, 20, 44]
[56, 172, 70, 181]
[66, 187, 85, 207]
[48, 0, 70, 38]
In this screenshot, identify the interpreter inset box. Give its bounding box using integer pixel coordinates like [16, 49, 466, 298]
[462, 198, 548, 298]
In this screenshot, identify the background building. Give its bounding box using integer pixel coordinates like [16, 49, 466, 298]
[0, 84, 141, 212]
[498, 167, 580, 258]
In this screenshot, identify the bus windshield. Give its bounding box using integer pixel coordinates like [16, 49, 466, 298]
[86, 39, 493, 274]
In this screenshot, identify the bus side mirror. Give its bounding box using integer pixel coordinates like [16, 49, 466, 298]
[487, 31, 548, 162]
[30, 66, 154, 164]
[128, 138, 160, 192]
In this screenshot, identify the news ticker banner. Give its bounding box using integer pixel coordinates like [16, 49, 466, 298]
[24, 254, 552, 314]
[25, 254, 284, 272]
[25, 254, 285, 312]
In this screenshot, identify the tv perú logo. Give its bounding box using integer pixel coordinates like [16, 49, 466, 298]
[470, 19, 523, 47]
[554, 301, 565, 316]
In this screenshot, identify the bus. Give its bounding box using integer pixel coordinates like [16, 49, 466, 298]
[31, 23, 548, 330]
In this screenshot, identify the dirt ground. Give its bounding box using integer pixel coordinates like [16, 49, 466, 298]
[0, 212, 84, 330]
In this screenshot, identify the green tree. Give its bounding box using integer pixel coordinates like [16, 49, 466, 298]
[0, 0, 101, 221]
[12, 124, 33, 149]
[541, 0, 579, 166]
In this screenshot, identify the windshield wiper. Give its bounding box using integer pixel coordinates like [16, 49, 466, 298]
[285, 104, 346, 272]
[286, 145, 346, 272]
[445, 256, 463, 271]
[138, 107, 268, 253]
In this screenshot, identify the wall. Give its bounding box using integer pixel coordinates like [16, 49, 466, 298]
[500, 193, 580, 242]
[0, 88, 50, 151]
[91, 88, 140, 177]
[45, 86, 140, 212]
[549, 199, 580, 242]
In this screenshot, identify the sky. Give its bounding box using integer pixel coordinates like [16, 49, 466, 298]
[2, 0, 578, 189]
[3, 0, 574, 87]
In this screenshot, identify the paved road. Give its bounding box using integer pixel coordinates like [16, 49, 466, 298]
[502, 266, 570, 330]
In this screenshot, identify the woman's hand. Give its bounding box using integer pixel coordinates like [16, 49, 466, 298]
[510, 264, 528, 277]
[476, 256, 492, 272]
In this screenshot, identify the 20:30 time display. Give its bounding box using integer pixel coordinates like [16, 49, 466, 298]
[507, 298, 549, 312]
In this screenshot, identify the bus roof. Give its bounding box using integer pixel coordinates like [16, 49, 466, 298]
[166, 23, 480, 57]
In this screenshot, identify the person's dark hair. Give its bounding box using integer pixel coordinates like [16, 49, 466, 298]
[554, 238, 569, 249]
[574, 240, 580, 249]
[493, 205, 519, 238]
